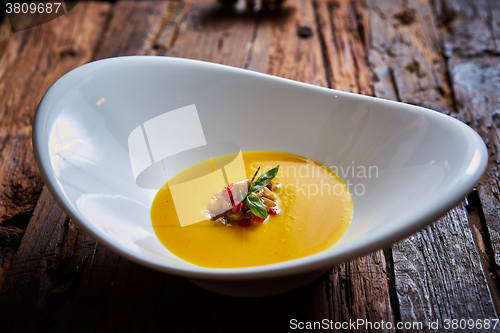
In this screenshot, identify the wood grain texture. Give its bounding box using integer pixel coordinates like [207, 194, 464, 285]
[166, 1, 256, 67]
[93, 0, 174, 60]
[437, 0, 500, 268]
[392, 206, 497, 325]
[0, 1, 111, 289]
[314, 0, 371, 94]
[263, 0, 326, 86]
[368, 0, 452, 113]
[366, 0, 497, 326]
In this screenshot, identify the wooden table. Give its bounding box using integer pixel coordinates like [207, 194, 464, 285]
[0, 0, 499, 331]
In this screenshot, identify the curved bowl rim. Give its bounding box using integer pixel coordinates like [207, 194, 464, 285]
[32, 56, 488, 280]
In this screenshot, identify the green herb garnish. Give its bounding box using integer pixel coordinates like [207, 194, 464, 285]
[248, 166, 260, 192]
[249, 165, 279, 192]
[243, 165, 280, 219]
[244, 193, 268, 218]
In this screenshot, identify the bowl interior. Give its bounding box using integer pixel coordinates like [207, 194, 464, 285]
[35, 57, 486, 276]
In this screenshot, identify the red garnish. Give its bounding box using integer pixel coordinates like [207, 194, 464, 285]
[232, 201, 243, 213]
[251, 214, 266, 223]
[268, 207, 280, 215]
[225, 184, 235, 207]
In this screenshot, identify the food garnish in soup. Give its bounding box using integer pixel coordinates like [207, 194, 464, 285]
[206, 165, 282, 226]
[151, 151, 353, 268]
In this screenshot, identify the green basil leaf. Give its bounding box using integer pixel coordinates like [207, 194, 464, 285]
[249, 165, 279, 192]
[248, 166, 260, 192]
[244, 193, 267, 218]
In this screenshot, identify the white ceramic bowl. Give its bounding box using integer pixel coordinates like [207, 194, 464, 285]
[33, 56, 487, 296]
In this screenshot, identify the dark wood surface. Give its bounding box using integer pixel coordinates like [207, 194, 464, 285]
[0, 1, 499, 331]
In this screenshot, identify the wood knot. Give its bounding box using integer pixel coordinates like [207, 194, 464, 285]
[297, 26, 313, 39]
[152, 44, 165, 52]
[59, 48, 77, 58]
[394, 9, 416, 25]
[405, 60, 425, 78]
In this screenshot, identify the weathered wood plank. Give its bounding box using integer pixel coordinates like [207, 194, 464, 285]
[438, 0, 500, 270]
[393, 205, 497, 324]
[166, 1, 256, 67]
[436, 0, 500, 57]
[1, 188, 93, 331]
[0, 21, 15, 81]
[93, 0, 174, 60]
[465, 190, 500, 311]
[314, 0, 372, 95]
[366, 0, 497, 327]
[0, 1, 111, 289]
[263, 0, 326, 85]
[368, 0, 452, 113]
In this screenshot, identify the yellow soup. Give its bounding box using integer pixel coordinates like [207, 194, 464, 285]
[151, 151, 352, 268]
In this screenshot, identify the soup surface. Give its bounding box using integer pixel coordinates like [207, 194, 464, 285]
[151, 151, 352, 268]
